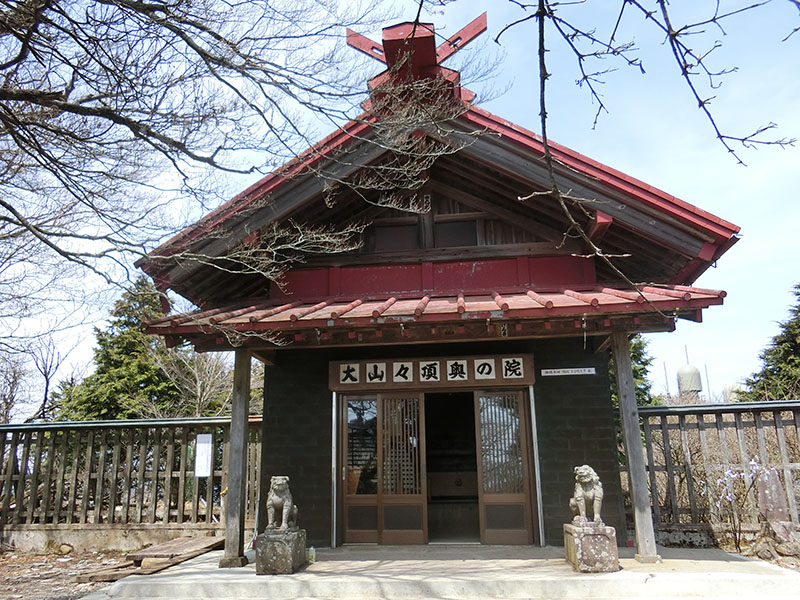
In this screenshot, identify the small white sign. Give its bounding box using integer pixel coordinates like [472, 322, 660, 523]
[540, 368, 597, 377]
[419, 361, 440, 382]
[502, 357, 524, 379]
[195, 433, 213, 478]
[365, 362, 387, 384]
[446, 360, 468, 381]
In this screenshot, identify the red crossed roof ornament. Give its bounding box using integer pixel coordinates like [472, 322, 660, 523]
[346, 13, 487, 104]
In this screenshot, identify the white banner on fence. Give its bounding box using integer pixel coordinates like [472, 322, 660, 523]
[195, 433, 213, 478]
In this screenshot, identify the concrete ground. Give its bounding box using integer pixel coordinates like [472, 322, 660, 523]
[81, 544, 800, 600]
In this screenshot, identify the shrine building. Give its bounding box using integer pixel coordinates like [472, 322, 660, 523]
[137, 15, 739, 566]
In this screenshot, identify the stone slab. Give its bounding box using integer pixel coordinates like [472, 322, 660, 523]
[758, 469, 790, 522]
[255, 529, 306, 575]
[79, 546, 800, 600]
[564, 522, 620, 572]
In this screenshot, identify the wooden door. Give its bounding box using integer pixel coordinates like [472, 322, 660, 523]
[378, 393, 427, 544]
[474, 390, 533, 544]
[342, 395, 380, 543]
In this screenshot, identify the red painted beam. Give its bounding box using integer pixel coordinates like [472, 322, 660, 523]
[600, 287, 645, 303]
[346, 28, 386, 63]
[641, 286, 691, 301]
[414, 295, 431, 317]
[563, 289, 599, 307]
[491, 290, 509, 311]
[526, 290, 554, 309]
[331, 298, 363, 319]
[372, 297, 397, 318]
[436, 12, 488, 64]
[588, 211, 612, 244]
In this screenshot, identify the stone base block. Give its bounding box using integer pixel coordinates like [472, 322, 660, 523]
[564, 523, 620, 573]
[255, 529, 307, 575]
[218, 555, 249, 568]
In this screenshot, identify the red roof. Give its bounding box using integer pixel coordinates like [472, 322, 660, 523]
[144, 284, 725, 343]
[140, 100, 739, 273]
[137, 17, 739, 324]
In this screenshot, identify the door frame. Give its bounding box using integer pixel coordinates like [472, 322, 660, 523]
[338, 386, 537, 545]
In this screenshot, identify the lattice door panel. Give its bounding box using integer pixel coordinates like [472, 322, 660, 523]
[381, 396, 422, 495]
[474, 390, 533, 544]
[379, 393, 427, 544]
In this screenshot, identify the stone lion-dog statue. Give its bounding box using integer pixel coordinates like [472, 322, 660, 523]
[266, 475, 298, 530]
[569, 465, 604, 526]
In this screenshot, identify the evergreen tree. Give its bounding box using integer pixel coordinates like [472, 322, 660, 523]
[609, 334, 658, 407]
[56, 277, 241, 421]
[57, 278, 181, 420]
[739, 284, 800, 402]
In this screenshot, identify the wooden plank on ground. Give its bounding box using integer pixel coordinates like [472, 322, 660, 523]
[76, 536, 225, 583]
[127, 535, 224, 564]
[74, 561, 136, 583]
[133, 545, 222, 575]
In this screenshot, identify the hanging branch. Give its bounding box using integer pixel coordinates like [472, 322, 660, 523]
[499, 0, 796, 165]
[528, 1, 648, 298]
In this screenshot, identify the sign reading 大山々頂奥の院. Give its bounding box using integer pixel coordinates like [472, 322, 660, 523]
[329, 354, 534, 390]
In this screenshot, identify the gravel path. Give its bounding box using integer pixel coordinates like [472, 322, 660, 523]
[0, 549, 121, 600]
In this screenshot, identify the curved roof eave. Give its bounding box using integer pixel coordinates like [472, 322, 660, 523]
[136, 112, 377, 274]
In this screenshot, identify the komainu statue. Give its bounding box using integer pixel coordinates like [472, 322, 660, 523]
[266, 475, 298, 530]
[569, 465, 604, 526]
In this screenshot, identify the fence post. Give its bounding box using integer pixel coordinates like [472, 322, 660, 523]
[611, 331, 660, 562]
[219, 349, 251, 568]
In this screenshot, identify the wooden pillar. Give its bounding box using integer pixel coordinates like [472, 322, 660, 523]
[219, 349, 251, 568]
[610, 331, 660, 562]
[256, 366, 270, 535]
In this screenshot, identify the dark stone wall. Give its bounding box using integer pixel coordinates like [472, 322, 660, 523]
[261, 351, 334, 547]
[531, 338, 626, 545]
[259, 337, 625, 548]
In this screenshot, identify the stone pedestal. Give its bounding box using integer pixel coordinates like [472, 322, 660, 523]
[255, 529, 307, 575]
[564, 523, 620, 573]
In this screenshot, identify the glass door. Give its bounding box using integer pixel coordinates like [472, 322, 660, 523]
[342, 393, 427, 544]
[474, 390, 534, 544]
[343, 396, 379, 543]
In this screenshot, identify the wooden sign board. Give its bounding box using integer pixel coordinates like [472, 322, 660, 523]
[329, 354, 534, 391]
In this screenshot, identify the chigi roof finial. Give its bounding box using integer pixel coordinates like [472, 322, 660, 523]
[346, 13, 487, 104]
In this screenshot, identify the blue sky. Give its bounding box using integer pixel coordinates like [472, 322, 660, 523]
[371, 1, 800, 398]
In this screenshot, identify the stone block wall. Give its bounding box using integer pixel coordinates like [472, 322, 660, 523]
[531, 338, 626, 545]
[261, 350, 334, 547]
[261, 337, 626, 548]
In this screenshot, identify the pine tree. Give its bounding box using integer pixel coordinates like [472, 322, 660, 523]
[56, 278, 181, 420]
[739, 284, 800, 402]
[56, 278, 241, 421]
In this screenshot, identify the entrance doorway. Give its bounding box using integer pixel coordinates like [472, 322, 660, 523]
[425, 392, 480, 543]
[341, 389, 535, 545]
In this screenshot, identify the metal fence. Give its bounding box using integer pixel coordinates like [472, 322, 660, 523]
[0, 417, 261, 530]
[618, 401, 800, 544]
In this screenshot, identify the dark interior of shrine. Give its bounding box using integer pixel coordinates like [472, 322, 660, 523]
[425, 392, 480, 542]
